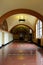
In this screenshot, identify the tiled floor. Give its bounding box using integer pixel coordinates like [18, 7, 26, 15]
[0, 42, 43, 65]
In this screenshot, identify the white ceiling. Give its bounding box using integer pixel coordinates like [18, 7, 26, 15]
[0, 0, 43, 16]
[6, 14, 37, 31]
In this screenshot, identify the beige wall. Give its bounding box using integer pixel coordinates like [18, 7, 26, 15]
[33, 26, 37, 44]
[41, 36, 43, 46]
[0, 0, 43, 16]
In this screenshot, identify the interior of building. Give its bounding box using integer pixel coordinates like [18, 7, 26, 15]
[0, 0, 43, 65]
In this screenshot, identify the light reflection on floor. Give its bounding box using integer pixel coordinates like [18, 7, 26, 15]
[17, 54, 25, 60]
[0, 42, 43, 65]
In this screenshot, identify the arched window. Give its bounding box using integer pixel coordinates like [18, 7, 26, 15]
[36, 20, 42, 38]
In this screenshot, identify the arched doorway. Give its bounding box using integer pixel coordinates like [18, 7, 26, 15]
[10, 24, 33, 42]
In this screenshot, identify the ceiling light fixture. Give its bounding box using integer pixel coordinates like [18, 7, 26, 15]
[19, 19, 25, 22]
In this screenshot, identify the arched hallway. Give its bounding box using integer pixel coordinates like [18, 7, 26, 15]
[0, 8, 43, 65]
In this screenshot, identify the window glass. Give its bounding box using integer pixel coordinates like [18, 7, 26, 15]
[36, 20, 42, 38]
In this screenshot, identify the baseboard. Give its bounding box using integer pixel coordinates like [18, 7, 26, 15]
[0, 40, 43, 49]
[1, 40, 13, 47]
[0, 46, 2, 48]
[33, 42, 43, 48]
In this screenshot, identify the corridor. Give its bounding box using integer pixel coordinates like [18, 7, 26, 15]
[0, 42, 43, 65]
[0, 0, 43, 65]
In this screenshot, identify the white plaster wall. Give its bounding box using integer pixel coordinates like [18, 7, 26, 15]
[4, 32, 9, 44]
[4, 31, 13, 45]
[0, 30, 2, 47]
[0, 30, 13, 46]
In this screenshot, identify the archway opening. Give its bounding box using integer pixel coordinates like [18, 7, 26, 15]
[10, 24, 33, 42]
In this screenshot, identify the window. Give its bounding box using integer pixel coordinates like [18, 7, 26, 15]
[36, 20, 42, 38]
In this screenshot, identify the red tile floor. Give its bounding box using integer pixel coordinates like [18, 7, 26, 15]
[0, 42, 43, 65]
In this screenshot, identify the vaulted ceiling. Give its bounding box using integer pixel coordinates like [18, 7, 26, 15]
[6, 14, 38, 31]
[0, 0, 43, 32]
